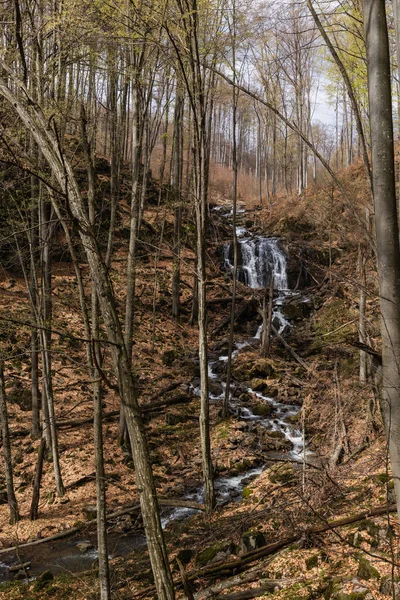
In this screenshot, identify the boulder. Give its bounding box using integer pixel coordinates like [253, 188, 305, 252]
[251, 402, 272, 417]
[238, 529, 266, 555]
[357, 557, 380, 580]
[196, 541, 234, 566]
[248, 378, 267, 392]
[268, 463, 296, 484]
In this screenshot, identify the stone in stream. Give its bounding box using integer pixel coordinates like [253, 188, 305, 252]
[251, 401, 272, 417]
[76, 541, 94, 553]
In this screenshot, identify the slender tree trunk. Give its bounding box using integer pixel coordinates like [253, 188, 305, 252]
[30, 437, 46, 520]
[0, 361, 19, 524]
[224, 9, 239, 419]
[171, 87, 184, 320]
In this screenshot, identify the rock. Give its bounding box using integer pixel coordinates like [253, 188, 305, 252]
[176, 549, 193, 566]
[251, 402, 272, 417]
[258, 432, 291, 452]
[233, 358, 278, 382]
[33, 570, 54, 591]
[239, 529, 266, 555]
[77, 541, 94, 553]
[209, 382, 223, 397]
[357, 557, 380, 580]
[196, 542, 234, 566]
[268, 463, 296, 484]
[82, 505, 97, 521]
[233, 421, 248, 431]
[248, 378, 267, 392]
[324, 577, 373, 600]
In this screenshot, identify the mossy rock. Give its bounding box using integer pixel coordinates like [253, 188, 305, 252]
[269, 463, 296, 484]
[33, 570, 54, 591]
[357, 557, 380, 580]
[380, 575, 400, 597]
[233, 358, 279, 382]
[239, 529, 266, 554]
[196, 542, 234, 566]
[324, 578, 342, 599]
[251, 402, 272, 417]
[248, 378, 267, 392]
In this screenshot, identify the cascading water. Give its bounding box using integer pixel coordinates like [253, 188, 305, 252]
[224, 237, 288, 290]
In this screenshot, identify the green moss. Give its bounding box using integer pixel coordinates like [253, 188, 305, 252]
[357, 557, 380, 580]
[336, 593, 368, 600]
[216, 424, 229, 440]
[251, 402, 272, 417]
[196, 542, 232, 566]
[269, 463, 296, 484]
[242, 487, 252, 499]
[312, 298, 356, 343]
[306, 554, 319, 570]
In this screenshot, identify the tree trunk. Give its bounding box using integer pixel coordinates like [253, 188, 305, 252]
[30, 437, 46, 520]
[362, 0, 400, 520]
[0, 361, 19, 524]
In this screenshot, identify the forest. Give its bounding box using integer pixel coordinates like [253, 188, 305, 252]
[0, 0, 400, 598]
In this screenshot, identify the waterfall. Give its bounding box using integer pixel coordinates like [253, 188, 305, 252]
[224, 237, 288, 290]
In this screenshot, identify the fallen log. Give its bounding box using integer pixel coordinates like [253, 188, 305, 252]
[195, 558, 276, 600]
[207, 296, 244, 306]
[213, 580, 302, 600]
[10, 392, 195, 438]
[270, 322, 311, 372]
[149, 380, 186, 402]
[8, 561, 31, 573]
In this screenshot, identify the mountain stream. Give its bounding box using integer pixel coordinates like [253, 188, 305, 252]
[0, 209, 305, 581]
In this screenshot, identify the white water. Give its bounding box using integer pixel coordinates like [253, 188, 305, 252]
[224, 237, 288, 290]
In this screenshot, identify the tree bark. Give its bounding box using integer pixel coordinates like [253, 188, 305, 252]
[362, 0, 400, 520]
[0, 361, 19, 524]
